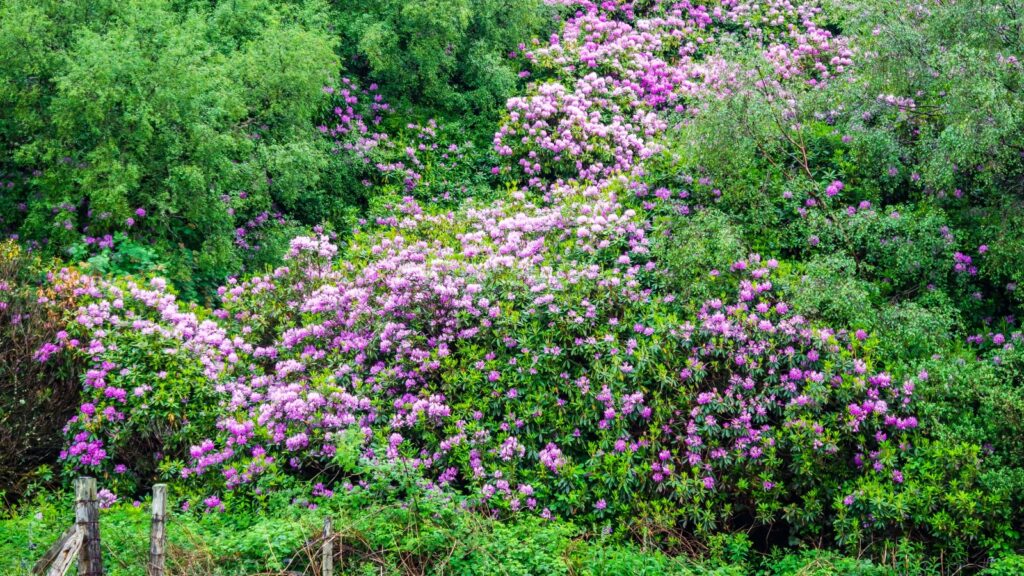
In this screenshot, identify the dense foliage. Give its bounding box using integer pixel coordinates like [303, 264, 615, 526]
[335, 0, 554, 115]
[0, 481, 922, 576]
[0, 241, 81, 497]
[0, 0, 525, 299]
[2, 0, 1024, 573]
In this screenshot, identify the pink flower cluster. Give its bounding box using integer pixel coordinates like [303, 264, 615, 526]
[46, 1, 923, 524]
[496, 0, 854, 190]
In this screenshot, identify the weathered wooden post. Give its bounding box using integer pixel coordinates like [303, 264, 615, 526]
[30, 524, 82, 576]
[321, 517, 333, 576]
[148, 484, 167, 576]
[75, 477, 102, 576]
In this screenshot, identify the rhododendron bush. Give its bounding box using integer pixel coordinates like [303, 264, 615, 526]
[7, 0, 1024, 571]
[58, 206, 921, 536]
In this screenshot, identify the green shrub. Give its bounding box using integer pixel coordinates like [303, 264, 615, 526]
[334, 0, 554, 117]
[779, 255, 880, 329]
[982, 554, 1024, 576]
[870, 302, 960, 369]
[653, 209, 747, 303]
[761, 549, 895, 576]
[0, 0, 339, 299]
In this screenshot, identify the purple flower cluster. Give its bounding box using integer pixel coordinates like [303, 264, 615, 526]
[44, 0, 922, 526]
[496, 0, 853, 192]
[54, 239, 917, 520]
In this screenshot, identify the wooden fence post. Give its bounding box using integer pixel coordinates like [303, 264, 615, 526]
[148, 484, 167, 576]
[30, 524, 82, 576]
[75, 477, 102, 576]
[321, 517, 333, 576]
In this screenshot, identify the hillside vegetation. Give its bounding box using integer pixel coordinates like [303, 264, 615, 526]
[2, 0, 1024, 574]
